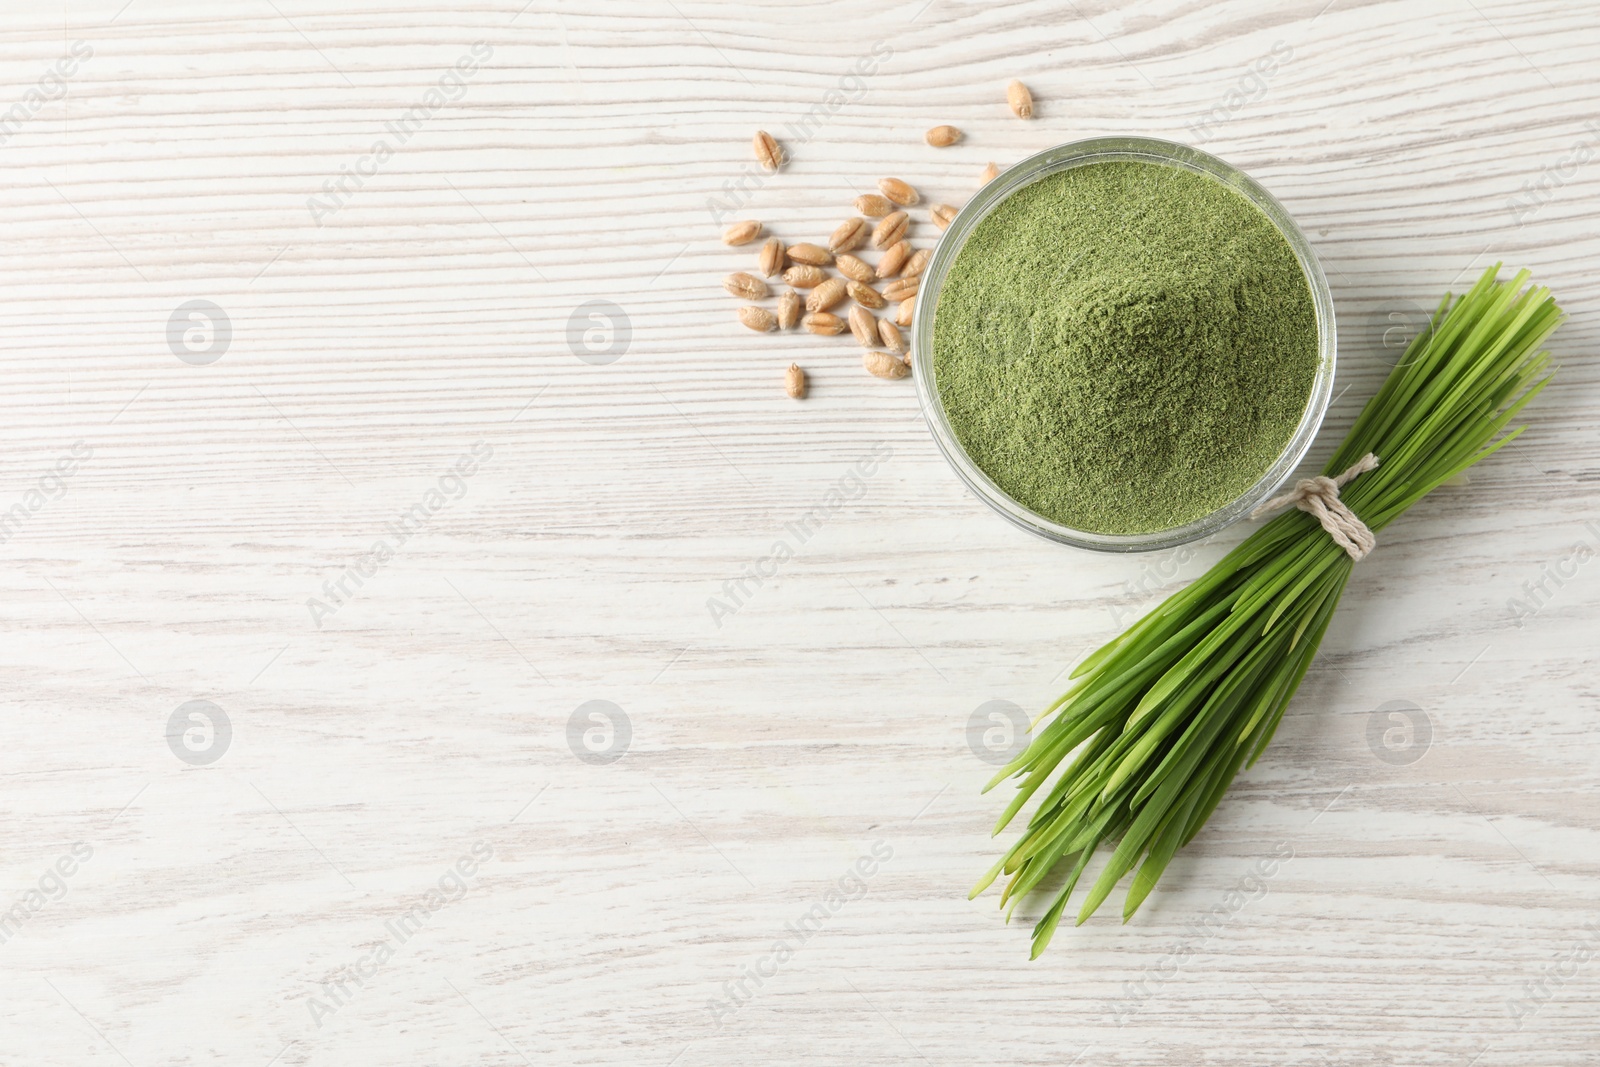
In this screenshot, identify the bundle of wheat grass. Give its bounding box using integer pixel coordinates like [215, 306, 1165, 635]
[974, 265, 1564, 958]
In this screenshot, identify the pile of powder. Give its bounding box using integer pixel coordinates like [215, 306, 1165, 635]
[931, 160, 1319, 535]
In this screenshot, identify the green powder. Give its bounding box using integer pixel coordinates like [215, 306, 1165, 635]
[932, 160, 1319, 535]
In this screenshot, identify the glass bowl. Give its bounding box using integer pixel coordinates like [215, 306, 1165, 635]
[911, 135, 1336, 552]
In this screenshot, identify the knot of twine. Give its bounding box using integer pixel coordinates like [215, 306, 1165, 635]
[1250, 453, 1381, 561]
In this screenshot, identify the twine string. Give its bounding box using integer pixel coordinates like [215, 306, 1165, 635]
[1250, 453, 1381, 560]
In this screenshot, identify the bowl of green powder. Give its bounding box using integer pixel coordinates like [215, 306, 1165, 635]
[915, 136, 1335, 551]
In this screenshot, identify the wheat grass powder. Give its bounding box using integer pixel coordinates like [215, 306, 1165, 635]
[931, 160, 1319, 535]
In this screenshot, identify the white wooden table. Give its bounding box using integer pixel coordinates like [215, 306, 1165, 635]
[2, 1, 1596, 1063]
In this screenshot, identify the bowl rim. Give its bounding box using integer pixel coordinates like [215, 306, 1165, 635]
[910, 135, 1338, 553]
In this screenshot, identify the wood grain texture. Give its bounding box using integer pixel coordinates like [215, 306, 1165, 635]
[1, 0, 1597, 1063]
